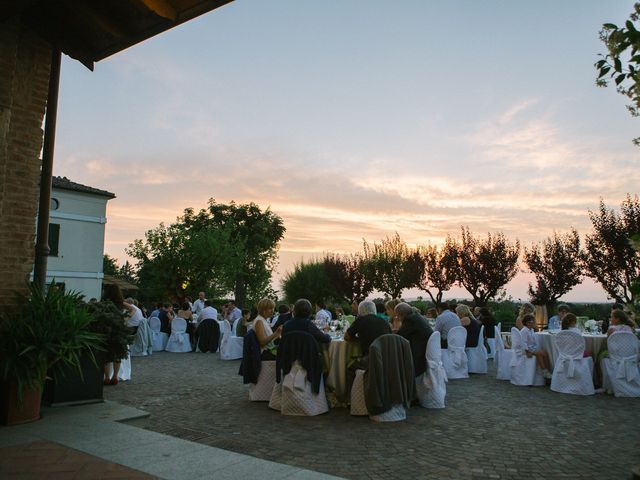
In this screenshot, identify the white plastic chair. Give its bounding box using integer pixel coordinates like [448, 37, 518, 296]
[494, 325, 513, 381]
[602, 332, 640, 397]
[165, 318, 192, 353]
[270, 361, 329, 416]
[232, 317, 241, 336]
[149, 317, 168, 352]
[416, 331, 447, 408]
[350, 369, 368, 416]
[219, 319, 243, 360]
[441, 326, 469, 379]
[550, 330, 594, 395]
[466, 325, 488, 374]
[249, 360, 277, 401]
[130, 318, 153, 357]
[509, 327, 544, 386]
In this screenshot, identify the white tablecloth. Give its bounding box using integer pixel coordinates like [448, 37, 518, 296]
[534, 332, 607, 369]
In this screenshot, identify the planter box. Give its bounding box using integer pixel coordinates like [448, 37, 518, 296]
[42, 351, 104, 406]
[0, 381, 42, 425]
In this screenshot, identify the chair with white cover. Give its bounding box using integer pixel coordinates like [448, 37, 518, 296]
[486, 322, 500, 359]
[166, 318, 192, 353]
[550, 330, 594, 395]
[106, 347, 131, 381]
[466, 325, 488, 374]
[602, 332, 640, 397]
[415, 331, 447, 408]
[219, 319, 243, 360]
[494, 325, 513, 381]
[149, 317, 168, 352]
[249, 361, 277, 401]
[350, 335, 414, 422]
[130, 318, 153, 357]
[509, 328, 544, 386]
[270, 332, 328, 416]
[441, 326, 469, 379]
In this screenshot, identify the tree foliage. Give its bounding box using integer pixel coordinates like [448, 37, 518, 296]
[583, 195, 640, 304]
[417, 239, 458, 305]
[126, 200, 285, 306]
[360, 233, 422, 298]
[281, 260, 339, 305]
[454, 227, 520, 306]
[524, 230, 583, 307]
[103, 255, 119, 276]
[595, 3, 640, 145]
[323, 253, 374, 303]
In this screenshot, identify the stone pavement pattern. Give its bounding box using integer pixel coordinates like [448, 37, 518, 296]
[0, 440, 158, 480]
[105, 352, 640, 480]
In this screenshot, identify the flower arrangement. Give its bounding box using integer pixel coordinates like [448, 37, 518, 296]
[585, 319, 598, 333]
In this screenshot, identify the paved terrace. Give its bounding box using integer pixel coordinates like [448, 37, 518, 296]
[105, 352, 639, 480]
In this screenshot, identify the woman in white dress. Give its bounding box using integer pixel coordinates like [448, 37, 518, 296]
[248, 298, 282, 360]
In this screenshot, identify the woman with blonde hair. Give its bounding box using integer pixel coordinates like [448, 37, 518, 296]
[248, 298, 281, 359]
[515, 302, 535, 329]
[456, 304, 481, 348]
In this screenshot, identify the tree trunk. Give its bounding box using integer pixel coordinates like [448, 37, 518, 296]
[234, 277, 247, 308]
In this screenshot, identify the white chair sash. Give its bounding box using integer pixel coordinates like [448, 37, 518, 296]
[556, 353, 579, 378]
[426, 359, 448, 386]
[282, 364, 307, 392]
[449, 346, 465, 367]
[616, 355, 640, 382]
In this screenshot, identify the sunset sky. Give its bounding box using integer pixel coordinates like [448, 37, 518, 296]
[54, 1, 639, 302]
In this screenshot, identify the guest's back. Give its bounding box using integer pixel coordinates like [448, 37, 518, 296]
[397, 311, 433, 376]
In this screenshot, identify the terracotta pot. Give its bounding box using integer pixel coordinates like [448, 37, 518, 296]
[0, 381, 42, 425]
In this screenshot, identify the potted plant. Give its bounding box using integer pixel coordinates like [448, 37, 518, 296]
[0, 284, 104, 425]
[42, 300, 133, 406]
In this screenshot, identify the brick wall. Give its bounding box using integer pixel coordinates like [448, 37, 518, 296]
[0, 18, 52, 310]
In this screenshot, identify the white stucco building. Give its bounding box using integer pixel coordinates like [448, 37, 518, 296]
[39, 176, 115, 300]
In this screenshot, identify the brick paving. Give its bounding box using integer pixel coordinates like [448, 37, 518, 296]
[0, 440, 158, 480]
[105, 352, 640, 480]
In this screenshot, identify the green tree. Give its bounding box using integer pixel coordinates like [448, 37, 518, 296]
[360, 233, 422, 298]
[583, 195, 640, 304]
[103, 254, 119, 276]
[417, 239, 458, 305]
[127, 200, 285, 306]
[595, 3, 640, 145]
[523, 230, 583, 310]
[322, 253, 373, 303]
[454, 227, 520, 306]
[281, 260, 339, 304]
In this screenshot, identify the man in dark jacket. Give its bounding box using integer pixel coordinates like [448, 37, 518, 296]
[283, 299, 331, 345]
[345, 300, 391, 353]
[395, 302, 433, 376]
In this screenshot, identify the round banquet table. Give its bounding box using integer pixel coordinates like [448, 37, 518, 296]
[323, 337, 362, 406]
[534, 331, 607, 370]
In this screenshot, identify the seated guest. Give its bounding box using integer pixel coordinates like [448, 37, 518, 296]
[561, 313, 581, 333]
[607, 310, 636, 337]
[272, 304, 293, 331]
[249, 298, 282, 360]
[149, 302, 162, 319]
[477, 307, 496, 339]
[314, 300, 332, 330]
[375, 302, 389, 321]
[521, 314, 551, 378]
[177, 302, 193, 321]
[516, 302, 535, 329]
[456, 304, 481, 348]
[236, 309, 251, 337]
[434, 302, 461, 348]
[198, 300, 218, 324]
[124, 297, 144, 334]
[345, 300, 391, 353]
[425, 307, 437, 322]
[385, 298, 402, 332]
[158, 303, 174, 335]
[547, 304, 570, 331]
[283, 299, 331, 345]
[395, 302, 433, 376]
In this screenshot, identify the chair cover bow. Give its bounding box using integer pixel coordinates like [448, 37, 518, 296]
[556, 353, 580, 378]
[449, 346, 465, 368]
[282, 364, 307, 392]
[426, 359, 448, 385]
[615, 355, 640, 382]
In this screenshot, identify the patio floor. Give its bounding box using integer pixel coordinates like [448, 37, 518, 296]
[105, 351, 640, 480]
